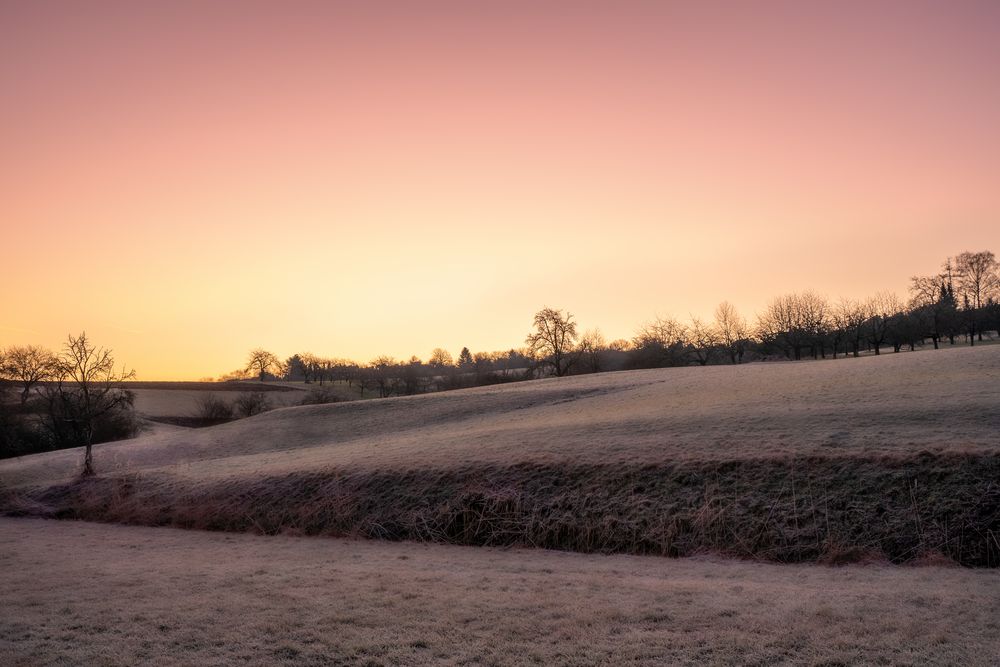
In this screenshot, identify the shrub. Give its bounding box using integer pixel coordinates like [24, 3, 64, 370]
[193, 393, 234, 423]
[299, 387, 342, 406]
[89, 402, 144, 444]
[0, 399, 50, 459]
[234, 391, 270, 417]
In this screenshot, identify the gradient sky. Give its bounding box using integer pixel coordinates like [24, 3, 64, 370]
[2, 1, 999, 379]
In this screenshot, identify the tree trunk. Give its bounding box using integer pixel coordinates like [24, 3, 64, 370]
[81, 445, 95, 477]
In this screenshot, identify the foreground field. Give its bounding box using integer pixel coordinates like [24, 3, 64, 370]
[2, 518, 998, 666]
[2, 345, 998, 564]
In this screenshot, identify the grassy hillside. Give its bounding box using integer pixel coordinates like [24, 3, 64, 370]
[2, 345, 998, 564]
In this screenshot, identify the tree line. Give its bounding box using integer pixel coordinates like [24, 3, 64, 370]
[234, 249, 999, 392]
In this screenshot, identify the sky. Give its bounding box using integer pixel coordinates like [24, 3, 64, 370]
[2, 1, 999, 380]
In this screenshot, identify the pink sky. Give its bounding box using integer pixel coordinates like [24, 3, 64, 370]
[2, 1, 998, 379]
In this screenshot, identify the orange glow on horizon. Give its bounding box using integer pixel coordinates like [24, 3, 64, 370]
[2, 2, 998, 379]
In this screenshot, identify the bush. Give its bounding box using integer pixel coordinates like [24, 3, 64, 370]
[234, 391, 270, 417]
[193, 393, 234, 423]
[0, 399, 50, 459]
[89, 402, 143, 444]
[299, 387, 342, 406]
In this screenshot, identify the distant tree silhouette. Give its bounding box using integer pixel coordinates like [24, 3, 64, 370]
[909, 274, 958, 349]
[457, 347, 474, 371]
[864, 292, 903, 355]
[369, 356, 398, 398]
[630, 316, 688, 367]
[245, 348, 281, 382]
[1, 345, 59, 405]
[428, 348, 454, 368]
[953, 251, 999, 343]
[401, 356, 425, 395]
[578, 329, 607, 373]
[686, 317, 720, 366]
[714, 302, 749, 364]
[526, 307, 579, 377]
[757, 293, 827, 360]
[284, 354, 306, 381]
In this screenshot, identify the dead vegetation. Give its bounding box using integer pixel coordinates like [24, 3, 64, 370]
[13, 451, 999, 566]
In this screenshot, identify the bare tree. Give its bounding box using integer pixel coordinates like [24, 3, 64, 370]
[40, 333, 136, 476]
[1, 345, 59, 405]
[245, 348, 281, 382]
[631, 316, 689, 367]
[578, 329, 607, 373]
[525, 307, 579, 377]
[756, 293, 825, 360]
[686, 317, 720, 366]
[714, 302, 749, 364]
[954, 251, 999, 310]
[953, 251, 999, 342]
[428, 348, 454, 368]
[909, 274, 958, 349]
[369, 356, 398, 398]
[836, 299, 867, 358]
[799, 292, 830, 359]
[865, 292, 904, 355]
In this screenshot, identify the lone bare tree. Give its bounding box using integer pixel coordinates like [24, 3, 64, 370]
[41, 333, 136, 476]
[526, 307, 579, 377]
[245, 348, 281, 382]
[1, 345, 59, 405]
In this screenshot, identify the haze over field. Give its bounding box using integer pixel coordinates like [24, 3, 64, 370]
[2, 1, 999, 378]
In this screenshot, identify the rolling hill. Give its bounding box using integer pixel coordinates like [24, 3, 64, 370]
[2, 344, 998, 564]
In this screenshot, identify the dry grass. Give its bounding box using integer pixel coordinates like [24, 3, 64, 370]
[1, 345, 998, 564]
[2, 518, 998, 666]
[18, 451, 1000, 565]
